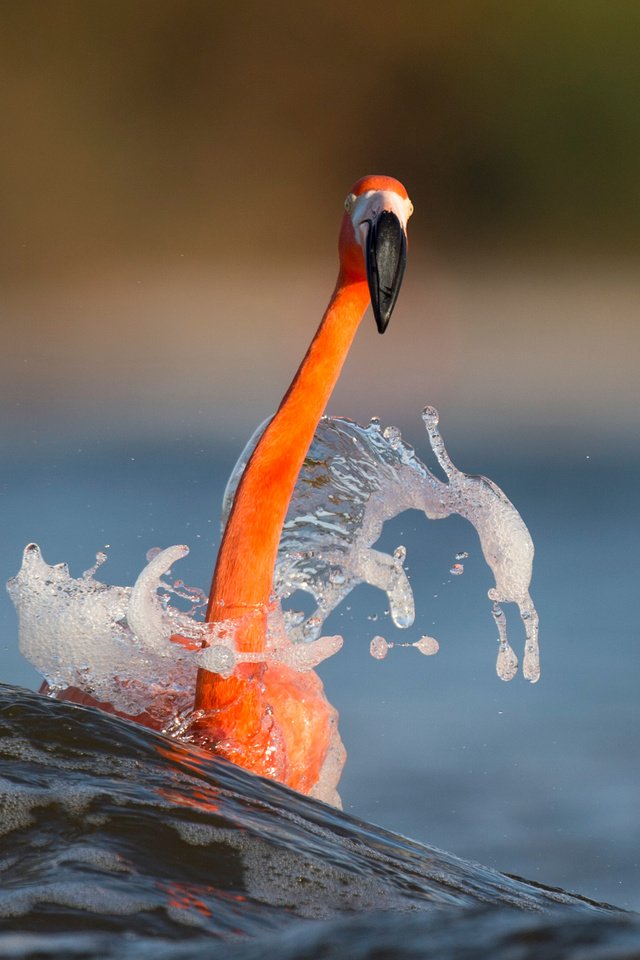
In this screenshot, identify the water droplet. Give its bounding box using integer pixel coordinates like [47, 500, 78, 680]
[421, 405, 439, 427]
[82, 550, 108, 579]
[496, 641, 518, 682]
[414, 635, 440, 656]
[370, 636, 389, 660]
[382, 425, 402, 449]
[392, 609, 413, 629]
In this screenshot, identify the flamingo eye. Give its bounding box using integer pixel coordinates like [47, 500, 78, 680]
[344, 193, 356, 213]
[407, 200, 414, 219]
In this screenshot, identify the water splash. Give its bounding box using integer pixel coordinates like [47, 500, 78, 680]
[370, 635, 440, 660]
[7, 543, 200, 721]
[196, 604, 343, 679]
[8, 406, 539, 749]
[224, 407, 539, 680]
[421, 406, 539, 681]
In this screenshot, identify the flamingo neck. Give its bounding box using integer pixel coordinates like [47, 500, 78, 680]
[205, 274, 370, 651]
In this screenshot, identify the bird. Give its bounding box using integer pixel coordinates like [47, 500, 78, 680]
[186, 175, 412, 797]
[37, 176, 413, 801]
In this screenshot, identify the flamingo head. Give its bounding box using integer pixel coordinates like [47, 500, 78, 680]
[339, 175, 413, 333]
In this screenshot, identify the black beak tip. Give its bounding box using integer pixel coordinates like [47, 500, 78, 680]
[375, 310, 390, 334]
[366, 209, 407, 336]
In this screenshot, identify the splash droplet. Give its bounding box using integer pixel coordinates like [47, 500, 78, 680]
[492, 601, 519, 681]
[496, 641, 519, 682]
[382, 425, 402, 450]
[82, 551, 108, 579]
[370, 636, 389, 660]
[414, 635, 440, 656]
[421, 405, 439, 427]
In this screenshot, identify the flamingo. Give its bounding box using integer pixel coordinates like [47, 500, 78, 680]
[184, 175, 412, 795]
[37, 175, 413, 799]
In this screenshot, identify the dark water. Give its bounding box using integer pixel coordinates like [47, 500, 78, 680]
[3, 684, 639, 959]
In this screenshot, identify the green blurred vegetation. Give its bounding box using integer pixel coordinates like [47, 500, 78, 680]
[1, 0, 638, 283]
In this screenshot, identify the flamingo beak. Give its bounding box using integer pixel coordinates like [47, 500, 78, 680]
[365, 210, 407, 334]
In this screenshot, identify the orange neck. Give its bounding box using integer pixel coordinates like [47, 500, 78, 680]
[205, 274, 370, 650]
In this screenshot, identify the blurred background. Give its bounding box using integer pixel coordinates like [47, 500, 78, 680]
[1, 0, 639, 909]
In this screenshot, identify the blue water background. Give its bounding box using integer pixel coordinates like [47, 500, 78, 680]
[1, 430, 638, 910]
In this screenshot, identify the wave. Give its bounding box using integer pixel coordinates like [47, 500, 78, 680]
[1, 685, 635, 959]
